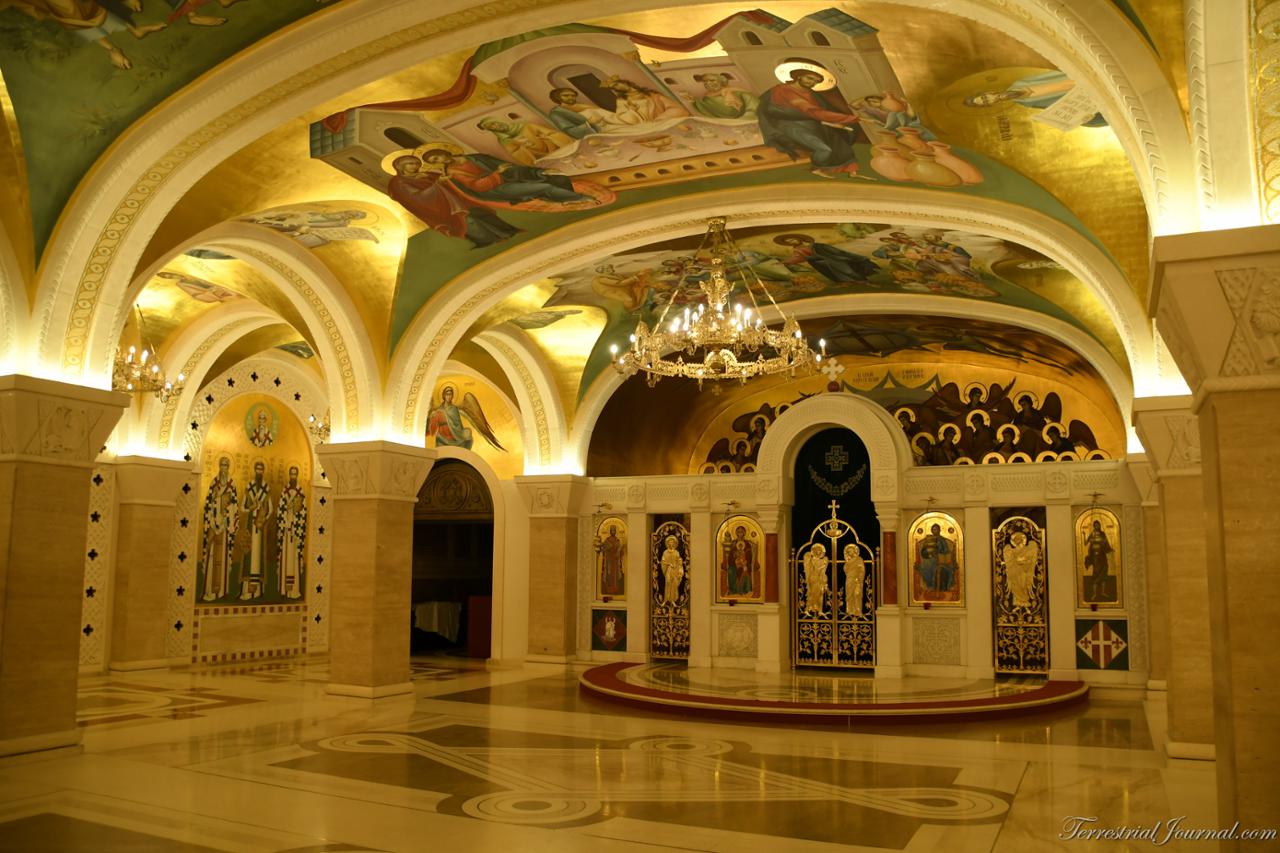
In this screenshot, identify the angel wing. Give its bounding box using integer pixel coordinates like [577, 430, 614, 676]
[459, 392, 506, 451]
[1041, 392, 1063, 425]
[704, 437, 733, 464]
[1067, 419, 1098, 451]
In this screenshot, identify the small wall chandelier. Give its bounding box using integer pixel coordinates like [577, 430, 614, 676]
[112, 305, 184, 403]
[307, 411, 331, 444]
[611, 217, 824, 392]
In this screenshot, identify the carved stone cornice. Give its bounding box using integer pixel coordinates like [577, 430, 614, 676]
[1132, 396, 1200, 479]
[515, 474, 590, 518]
[315, 440, 435, 502]
[0, 375, 127, 468]
[112, 455, 194, 507]
[1151, 225, 1280, 409]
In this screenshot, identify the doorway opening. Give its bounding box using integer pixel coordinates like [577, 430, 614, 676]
[411, 460, 493, 659]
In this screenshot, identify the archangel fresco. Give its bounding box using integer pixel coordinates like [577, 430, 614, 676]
[594, 516, 627, 600]
[196, 393, 311, 607]
[908, 511, 963, 606]
[1075, 506, 1121, 608]
[716, 515, 764, 603]
[424, 377, 524, 480]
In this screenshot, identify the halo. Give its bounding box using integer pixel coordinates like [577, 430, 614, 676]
[894, 407, 917, 423]
[1015, 390, 1040, 409]
[981, 451, 1004, 464]
[996, 424, 1020, 441]
[773, 60, 837, 91]
[415, 141, 465, 160]
[912, 432, 934, 447]
[381, 148, 420, 176]
[967, 409, 991, 428]
[1040, 420, 1066, 442]
[963, 382, 988, 403]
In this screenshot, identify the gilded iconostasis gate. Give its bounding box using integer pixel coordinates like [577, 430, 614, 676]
[791, 428, 879, 668]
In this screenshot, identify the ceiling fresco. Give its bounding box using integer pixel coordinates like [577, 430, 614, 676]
[586, 314, 1125, 477]
[0, 0, 342, 254]
[525, 221, 1127, 400]
[0, 0, 1176, 433]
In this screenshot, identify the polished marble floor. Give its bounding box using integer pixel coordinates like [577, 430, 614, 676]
[0, 657, 1219, 852]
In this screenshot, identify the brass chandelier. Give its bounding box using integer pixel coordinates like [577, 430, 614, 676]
[112, 304, 184, 403]
[610, 217, 824, 391]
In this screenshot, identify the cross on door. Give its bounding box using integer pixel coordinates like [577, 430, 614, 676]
[825, 445, 849, 471]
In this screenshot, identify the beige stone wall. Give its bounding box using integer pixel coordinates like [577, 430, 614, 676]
[527, 516, 578, 657]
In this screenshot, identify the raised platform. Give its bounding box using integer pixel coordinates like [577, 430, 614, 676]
[581, 662, 1087, 723]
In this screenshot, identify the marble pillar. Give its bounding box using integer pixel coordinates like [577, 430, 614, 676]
[874, 508, 903, 679]
[1134, 398, 1214, 758]
[688, 510, 712, 667]
[1127, 458, 1169, 691]
[1045, 503, 1077, 680]
[516, 475, 589, 662]
[0, 376, 127, 756]
[963, 504, 994, 678]
[109, 456, 192, 671]
[317, 441, 434, 699]
[1150, 224, 1280, 839]
[624, 509, 648, 660]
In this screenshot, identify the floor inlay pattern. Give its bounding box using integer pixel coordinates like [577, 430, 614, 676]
[0, 656, 1216, 852]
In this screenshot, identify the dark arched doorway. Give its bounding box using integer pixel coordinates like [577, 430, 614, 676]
[791, 427, 880, 668]
[411, 460, 493, 658]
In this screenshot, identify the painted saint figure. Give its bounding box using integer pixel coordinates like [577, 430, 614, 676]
[248, 408, 274, 448]
[757, 68, 869, 178]
[843, 543, 866, 616]
[386, 154, 520, 248]
[1002, 530, 1039, 609]
[659, 535, 684, 604]
[723, 525, 756, 597]
[1083, 519, 1115, 602]
[546, 88, 605, 139]
[803, 543, 829, 612]
[200, 456, 238, 601]
[239, 461, 272, 600]
[426, 384, 505, 451]
[597, 523, 625, 597]
[276, 465, 306, 600]
[690, 72, 758, 119]
[4, 0, 165, 70]
[964, 70, 1107, 127]
[917, 523, 956, 593]
[477, 118, 571, 166]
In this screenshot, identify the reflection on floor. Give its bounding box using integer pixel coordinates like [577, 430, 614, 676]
[0, 657, 1216, 852]
[582, 662, 1088, 720]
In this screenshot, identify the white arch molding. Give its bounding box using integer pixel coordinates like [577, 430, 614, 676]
[30, 0, 1190, 383]
[390, 186, 1154, 442]
[755, 393, 913, 507]
[566, 293, 1137, 476]
[88, 221, 379, 436]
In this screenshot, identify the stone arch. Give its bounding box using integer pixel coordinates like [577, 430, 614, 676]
[389, 185, 1154, 441]
[755, 393, 913, 506]
[29, 0, 1190, 387]
[87, 221, 378, 437]
[473, 326, 565, 472]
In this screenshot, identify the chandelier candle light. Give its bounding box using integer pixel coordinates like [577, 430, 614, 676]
[112, 304, 184, 403]
[611, 217, 824, 391]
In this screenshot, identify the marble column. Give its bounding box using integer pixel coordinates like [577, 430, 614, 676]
[0, 376, 127, 756]
[963, 504, 994, 678]
[874, 507, 903, 679]
[108, 456, 192, 671]
[624, 509, 648, 660]
[1127, 458, 1169, 691]
[1045, 502, 1077, 680]
[1133, 397, 1214, 758]
[317, 441, 434, 699]
[516, 475, 589, 662]
[754, 505, 786, 674]
[1151, 225, 1280, 836]
[688, 509, 712, 668]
